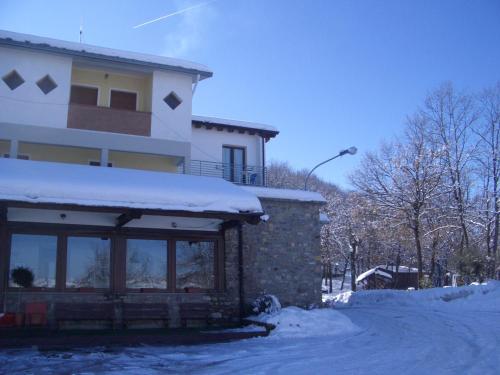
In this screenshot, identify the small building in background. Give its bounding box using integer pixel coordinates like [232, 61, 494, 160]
[356, 265, 419, 290]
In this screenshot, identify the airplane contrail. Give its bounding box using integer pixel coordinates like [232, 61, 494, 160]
[133, 0, 217, 29]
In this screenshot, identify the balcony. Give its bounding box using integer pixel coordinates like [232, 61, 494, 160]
[188, 160, 267, 186]
[67, 104, 152, 137]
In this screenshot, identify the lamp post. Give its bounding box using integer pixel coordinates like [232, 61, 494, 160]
[304, 146, 357, 190]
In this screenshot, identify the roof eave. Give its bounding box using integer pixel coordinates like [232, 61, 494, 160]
[192, 120, 279, 139]
[0, 200, 263, 225]
[0, 37, 213, 80]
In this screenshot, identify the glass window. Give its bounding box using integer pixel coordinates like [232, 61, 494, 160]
[176, 241, 215, 290]
[126, 239, 167, 289]
[66, 237, 110, 288]
[9, 234, 57, 288]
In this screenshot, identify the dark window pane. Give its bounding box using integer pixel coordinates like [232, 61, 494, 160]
[70, 85, 98, 106]
[163, 91, 182, 110]
[126, 239, 167, 289]
[176, 241, 215, 289]
[66, 237, 110, 288]
[9, 234, 57, 288]
[36, 74, 57, 94]
[110, 90, 137, 111]
[2, 70, 25, 90]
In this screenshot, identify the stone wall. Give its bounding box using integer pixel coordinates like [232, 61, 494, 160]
[241, 198, 323, 308]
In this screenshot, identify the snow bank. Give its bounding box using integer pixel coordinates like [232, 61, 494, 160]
[0, 158, 263, 214]
[333, 281, 500, 310]
[248, 307, 359, 338]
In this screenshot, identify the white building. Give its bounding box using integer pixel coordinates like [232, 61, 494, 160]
[0, 30, 324, 330]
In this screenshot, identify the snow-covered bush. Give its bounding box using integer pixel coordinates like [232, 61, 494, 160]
[251, 294, 281, 315]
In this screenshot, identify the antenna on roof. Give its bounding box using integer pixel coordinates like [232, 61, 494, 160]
[79, 17, 83, 43]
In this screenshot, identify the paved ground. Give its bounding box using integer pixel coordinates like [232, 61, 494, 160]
[0, 283, 499, 374]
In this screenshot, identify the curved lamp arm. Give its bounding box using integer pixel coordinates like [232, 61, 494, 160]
[304, 146, 357, 190]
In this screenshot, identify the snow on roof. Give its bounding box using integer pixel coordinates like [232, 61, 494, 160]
[356, 268, 393, 283]
[0, 158, 263, 215]
[192, 115, 279, 135]
[0, 29, 212, 80]
[242, 186, 326, 203]
[378, 265, 418, 273]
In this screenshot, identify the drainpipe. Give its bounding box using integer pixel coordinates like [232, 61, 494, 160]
[9, 140, 18, 159]
[237, 222, 245, 321]
[261, 136, 266, 186]
[192, 74, 200, 96]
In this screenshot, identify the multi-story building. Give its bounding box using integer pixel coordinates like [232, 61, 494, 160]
[0, 30, 324, 329]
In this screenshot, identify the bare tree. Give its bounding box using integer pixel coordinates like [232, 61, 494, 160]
[476, 83, 500, 274]
[351, 115, 443, 282]
[422, 83, 479, 254]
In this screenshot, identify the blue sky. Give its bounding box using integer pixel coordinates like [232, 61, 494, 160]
[1, 0, 499, 187]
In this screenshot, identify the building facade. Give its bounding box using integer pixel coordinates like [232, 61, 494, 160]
[0, 30, 324, 329]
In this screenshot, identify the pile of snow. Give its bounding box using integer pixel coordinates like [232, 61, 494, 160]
[251, 294, 281, 315]
[248, 307, 359, 338]
[332, 280, 500, 310]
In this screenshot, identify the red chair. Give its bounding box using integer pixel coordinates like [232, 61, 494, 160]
[25, 303, 47, 326]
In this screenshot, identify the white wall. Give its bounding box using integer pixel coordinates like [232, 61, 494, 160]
[0, 46, 72, 128]
[191, 127, 263, 167]
[151, 70, 193, 142]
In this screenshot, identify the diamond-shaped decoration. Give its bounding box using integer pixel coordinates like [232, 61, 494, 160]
[36, 74, 58, 94]
[2, 70, 25, 90]
[163, 91, 182, 110]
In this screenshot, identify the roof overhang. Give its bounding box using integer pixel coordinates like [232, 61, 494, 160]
[0, 30, 213, 82]
[192, 116, 279, 140]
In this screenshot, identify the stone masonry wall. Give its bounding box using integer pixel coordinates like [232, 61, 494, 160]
[242, 198, 323, 308]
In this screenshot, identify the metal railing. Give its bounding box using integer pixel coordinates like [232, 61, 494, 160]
[187, 160, 267, 186]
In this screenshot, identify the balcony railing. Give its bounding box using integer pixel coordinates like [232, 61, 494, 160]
[188, 160, 267, 186]
[67, 104, 152, 136]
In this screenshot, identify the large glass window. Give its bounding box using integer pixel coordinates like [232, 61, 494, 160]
[176, 241, 215, 290]
[126, 239, 168, 289]
[66, 237, 110, 288]
[9, 234, 57, 288]
[223, 146, 246, 184]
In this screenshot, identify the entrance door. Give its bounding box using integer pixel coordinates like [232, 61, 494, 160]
[223, 146, 246, 183]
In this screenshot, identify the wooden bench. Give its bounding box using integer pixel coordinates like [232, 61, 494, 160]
[54, 303, 114, 328]
[122, 303, 169, 328]
[179, 303, 213, 327]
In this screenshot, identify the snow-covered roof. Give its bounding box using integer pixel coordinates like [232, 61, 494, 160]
[192, 115, 279, 138]
[378, 265, 418, 273]
[319, 212, 330, 224]
[0, 30, 212, 81]
[242, 186, 326, 203]
[356, 268, 393, 283]
[0, 158, 263, 216]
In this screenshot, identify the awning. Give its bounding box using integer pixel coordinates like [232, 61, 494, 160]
[0, 158, 263, 223]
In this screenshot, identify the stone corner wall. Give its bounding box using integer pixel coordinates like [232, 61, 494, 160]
[242, 198, 323, 308]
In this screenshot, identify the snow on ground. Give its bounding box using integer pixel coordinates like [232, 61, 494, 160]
[1, 282, 499, 374]
[248, 306, 359, 338]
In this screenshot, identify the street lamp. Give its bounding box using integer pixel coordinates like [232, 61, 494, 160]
[304, 146, 357, 190]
